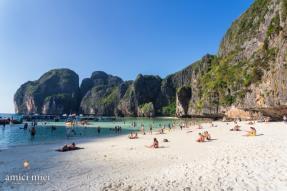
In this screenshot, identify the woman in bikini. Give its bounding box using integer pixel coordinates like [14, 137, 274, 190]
[147, 138, 159, 148]
[197, 133, 205, 142]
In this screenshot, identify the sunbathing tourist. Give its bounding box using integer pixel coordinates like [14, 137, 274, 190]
[196, 133, 205, 142]
[230, 125, 241, 131]
[147, 138, 159, 148]
[246, 127, 256, 136]
[203, 131, 211, 140]
[128, 132, 138, 139]
[59, 142, 79, 152]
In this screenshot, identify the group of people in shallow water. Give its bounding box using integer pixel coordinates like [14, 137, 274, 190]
[108, 126, 122, 134]
[19, 122, 37, 138]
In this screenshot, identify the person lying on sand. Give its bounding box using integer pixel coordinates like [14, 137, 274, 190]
[203, 131, 211, 140]
[128, 132, 138, 139]
[62, 142, 76, 151]
[198, 125, 203, 129]
[57, 142, 83, 152]
[230, 125, 241, 131]
[197, 133, 205, 142]
[245, 127, 256, 136]
[146, 138, 159, 148]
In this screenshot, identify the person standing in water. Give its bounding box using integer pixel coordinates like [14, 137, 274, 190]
[97, 126, 101, 134]
[30, 126, 36, 138]
[24, 123, 28, 130]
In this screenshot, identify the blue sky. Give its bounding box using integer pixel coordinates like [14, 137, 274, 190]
[0, 0, 254, 113]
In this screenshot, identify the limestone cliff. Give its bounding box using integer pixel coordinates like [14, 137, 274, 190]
[79, 71, 123, 115]
[14, 69, 80, 114]
[14, 0, 287, 120]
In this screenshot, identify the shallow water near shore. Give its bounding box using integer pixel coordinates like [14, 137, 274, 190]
[0, 116, 208, 149]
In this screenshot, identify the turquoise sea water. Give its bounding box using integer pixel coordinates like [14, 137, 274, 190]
[0, 114, 206, 149]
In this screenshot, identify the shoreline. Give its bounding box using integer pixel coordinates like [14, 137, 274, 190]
[1, 121, 287, 190]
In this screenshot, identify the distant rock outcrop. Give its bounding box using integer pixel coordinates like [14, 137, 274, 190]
[79, 71, 123, 115]
[14, 69, 79, 114]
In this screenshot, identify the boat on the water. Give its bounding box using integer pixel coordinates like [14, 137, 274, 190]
[0, 119, 9, 125]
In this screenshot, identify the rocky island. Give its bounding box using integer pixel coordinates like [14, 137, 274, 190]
[14, 0, 287, 120]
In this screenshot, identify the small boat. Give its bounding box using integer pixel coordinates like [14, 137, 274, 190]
[11, 119, 22, 124]
[0, 119, 9, 125]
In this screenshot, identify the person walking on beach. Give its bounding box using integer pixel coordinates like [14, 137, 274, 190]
[149, 125, 153, 134]
[142, 127, 146, 135]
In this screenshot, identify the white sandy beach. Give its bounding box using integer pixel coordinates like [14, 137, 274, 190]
[1, 121, 287, 191]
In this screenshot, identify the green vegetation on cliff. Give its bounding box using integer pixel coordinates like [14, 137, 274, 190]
[138, 102, 154, 117]
[267, 13, 281, 38]
[162, 101, 176, 116]
[99, 86, 119, 105]
[220, 0, 270, 56]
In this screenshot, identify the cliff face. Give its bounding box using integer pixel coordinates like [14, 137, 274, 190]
[79, 71, 123, 116]
[117, 75, 163, 117]
[174, 0, 287, 119]
[14, 0, 287, 119]
[217, 0, 287, 119]
[14, 69, 80, 115]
